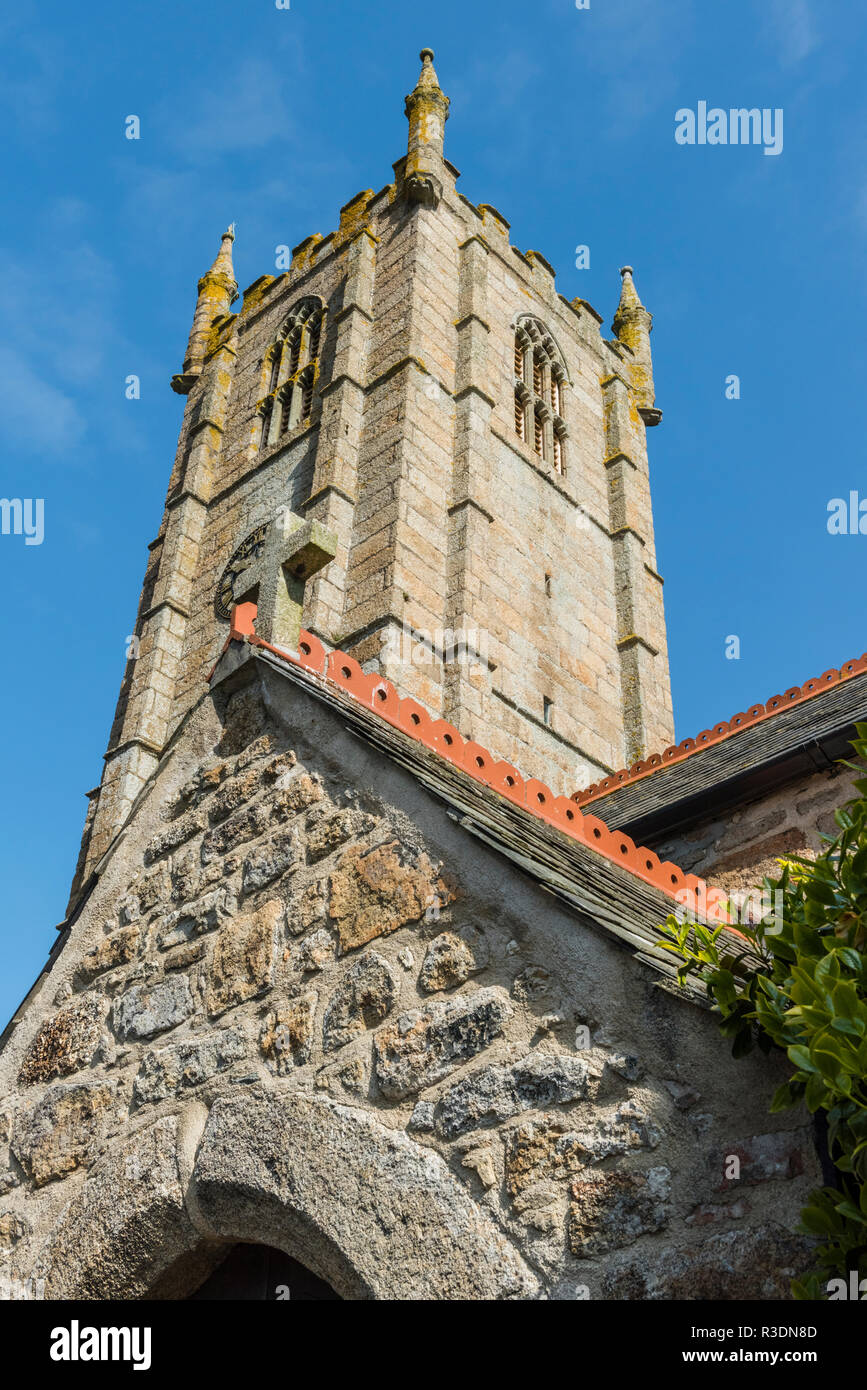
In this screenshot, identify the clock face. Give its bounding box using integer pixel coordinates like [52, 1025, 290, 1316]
[215, 522, 270, 620]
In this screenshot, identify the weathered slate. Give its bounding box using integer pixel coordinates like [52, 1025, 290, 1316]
[582, 675, 867, 843]
[253, 647, 707, 989]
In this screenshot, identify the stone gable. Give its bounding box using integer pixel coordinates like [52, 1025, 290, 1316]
[0, 655, 819, 1299]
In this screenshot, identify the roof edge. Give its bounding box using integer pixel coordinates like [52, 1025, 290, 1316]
[212, 617, 731, 925]
[573, 649, 867, 808]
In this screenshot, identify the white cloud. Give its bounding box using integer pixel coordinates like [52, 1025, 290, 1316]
[0, 345, 86, 453]
[0, 204, 140, 457]
[538, 0, 699, 139]
[0, 2, 67, 138]
[165, 56, 297, 159]
[4, 242, 118, 388]
[765, 0, 818, 67]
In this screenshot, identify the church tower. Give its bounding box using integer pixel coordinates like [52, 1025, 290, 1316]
[9, 50, 834, 1309]
[75, 50, 674, 893]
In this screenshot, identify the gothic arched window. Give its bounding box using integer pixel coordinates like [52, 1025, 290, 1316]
[258, 297, 325, 452]
[513, 316, 568, 475]
[266, 347, 281, 395]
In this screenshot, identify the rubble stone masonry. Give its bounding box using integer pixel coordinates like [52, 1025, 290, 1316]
[0, 661, 818, 1300]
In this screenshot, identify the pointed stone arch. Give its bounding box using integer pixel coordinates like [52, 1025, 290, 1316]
[36, 1092, 537, 1302]
[512, 314, 570, 471]
[257, 297, 327, 449]
[512, 312, 571, 383]
[276, 294, 325, 347]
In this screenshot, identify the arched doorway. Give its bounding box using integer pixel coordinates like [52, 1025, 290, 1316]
[188, 1243, 340, 1300]
[36, 1091, 536, 1300]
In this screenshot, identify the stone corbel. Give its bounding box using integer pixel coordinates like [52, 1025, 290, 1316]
[404, 171, 443, 209]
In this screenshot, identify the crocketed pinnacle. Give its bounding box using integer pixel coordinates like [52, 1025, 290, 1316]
[613, 265, 645, 332]
[612, 266, 658, 421]
[176, 225, 239, 388]
[199, 224, 238, 298]
[410, 48, 446, 99]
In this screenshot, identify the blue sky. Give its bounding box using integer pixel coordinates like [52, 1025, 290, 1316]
[1, 0, 864, 1027]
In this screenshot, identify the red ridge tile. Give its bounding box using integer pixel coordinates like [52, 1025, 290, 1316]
[220, 606, 730, 924]
[572, 650, 867, 808]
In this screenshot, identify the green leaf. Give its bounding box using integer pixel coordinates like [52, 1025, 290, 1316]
[653, 735, 867, 1293]
[800, 1204, 839, 1236]
[833, 1200, 867, 1227]
[788, 1044, 819, 1074]
[791, 966, 828, 1007]
[805, 1072, 831, 1112]
[770, 1080, 801, 1113]
[830, 1015, 864, 1038]
[709, 968, 739, 1012]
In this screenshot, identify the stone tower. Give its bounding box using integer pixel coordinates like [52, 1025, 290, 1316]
[76, 49, 674, 894]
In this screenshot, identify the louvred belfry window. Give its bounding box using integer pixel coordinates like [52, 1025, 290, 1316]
[267, 349, 281, 394]
[514, 390, 526, 440]
[301, 371, 314, 422]
[553, 430, 563, 474]
[307, 316, 321, 364]
[534, 409, 544, 458]
[512, 316, 569, 475]
[260, 398, 273, 450]
[259, 298, 325, 450]
[288, 331, 302, 378]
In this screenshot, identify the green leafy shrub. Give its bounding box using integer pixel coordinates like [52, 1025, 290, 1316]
[657, 724, 867, 1299]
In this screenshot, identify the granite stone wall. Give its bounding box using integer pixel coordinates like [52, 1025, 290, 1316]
[651, 766, 860, 898]
[0, 664, 818, 1300]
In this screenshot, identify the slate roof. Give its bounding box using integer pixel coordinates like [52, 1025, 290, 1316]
[573, 654, 867, 845]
